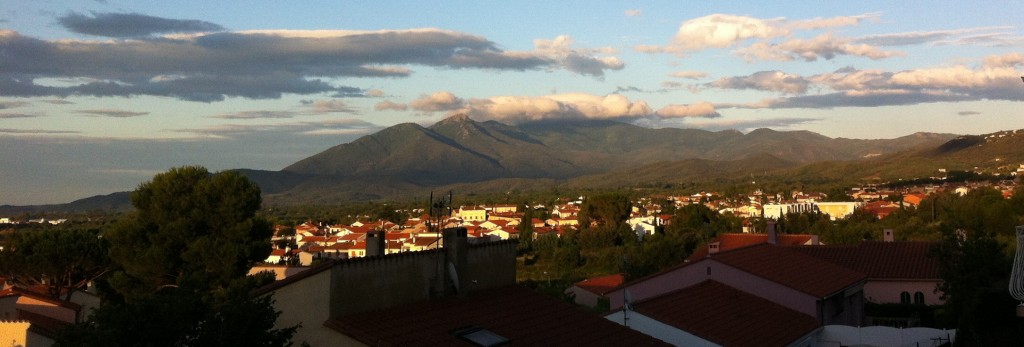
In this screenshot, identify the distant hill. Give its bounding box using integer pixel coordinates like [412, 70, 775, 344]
[23, 116, 1023, 211]
[261, 115, 958, 204]
[0, 191, 132, 215]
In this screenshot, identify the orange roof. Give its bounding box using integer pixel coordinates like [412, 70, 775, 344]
[633, 280, 818, 347]
[573, 273, 624, 295]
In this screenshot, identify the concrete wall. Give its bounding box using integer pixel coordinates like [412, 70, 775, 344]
[268, 267, 361, 347]
[14, 297, 75, 324]
[0, 320, 30, 347]
[329, 236, 515, 318]
[0, 297, 17, 321]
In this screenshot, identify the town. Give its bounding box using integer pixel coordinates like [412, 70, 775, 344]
[5, 168, 1022, 346]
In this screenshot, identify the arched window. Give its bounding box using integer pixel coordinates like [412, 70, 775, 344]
[900, 291, 911, 304]
[914, 291, 925, 305]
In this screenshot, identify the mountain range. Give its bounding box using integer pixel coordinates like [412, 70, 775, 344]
[8, 115, 1024, 213]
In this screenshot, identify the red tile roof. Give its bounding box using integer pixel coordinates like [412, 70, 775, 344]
[687, 233, 817, 261]
[632, 280, 819, 347]
[325, 285, 670, 347]
[711, 244, 866, 298]
[574, 273, 625, 295]
[790, 241, 941, 280]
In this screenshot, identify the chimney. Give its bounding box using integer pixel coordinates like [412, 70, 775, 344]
[883, 229, 894, 242]
[365, 230, 386, 257]
[707, 242, 721, 256]
[442, 227, 469, 296]
[766, 219, 778, 245]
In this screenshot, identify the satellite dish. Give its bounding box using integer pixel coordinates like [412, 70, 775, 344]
[448, 261, 461, 293]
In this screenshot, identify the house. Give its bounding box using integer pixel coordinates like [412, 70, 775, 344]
[902, 193, 927, 207]
[607, 244, 867, 327]
[686, 223, 820, 262]
[257, 228, 668, 346]
[486, 204, 518, 214]
[605, 280, 819, 347]
[815, 202, 861, 220]
[791, 236, 942, 307]
[568, 273, 624, 308]
[0, 286, 86, 345]
[763, 202, 816, 219]
[455, 206, 487, 222]
[265, 248, 290, 264]
[862, 200, 901, 220]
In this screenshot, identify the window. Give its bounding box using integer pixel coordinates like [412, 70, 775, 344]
[900, 291, 911, 304]
[914, 291, 925, 305]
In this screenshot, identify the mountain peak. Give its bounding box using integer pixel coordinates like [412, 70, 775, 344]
[436, 113, 473, 125]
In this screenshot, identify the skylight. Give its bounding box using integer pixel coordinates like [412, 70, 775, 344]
[452, 326, 510, 347]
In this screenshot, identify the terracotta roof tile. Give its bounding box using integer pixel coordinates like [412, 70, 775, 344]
[633, 280, 819, 347]
[711, 244, 865, 298]
[791, 241, 940, 280]
[574, 273, 624, 295]
[687, 233, 816, 261]
[326, 285, 669, 347]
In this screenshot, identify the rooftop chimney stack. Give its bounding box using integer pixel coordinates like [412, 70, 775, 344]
[365, 230, 386, 257]
[883, 229, 894, 242]
[766, 219, 778, 245]
[442, 227, 469, 296]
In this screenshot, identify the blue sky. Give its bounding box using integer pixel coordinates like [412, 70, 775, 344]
[1, 1, 1023, 205]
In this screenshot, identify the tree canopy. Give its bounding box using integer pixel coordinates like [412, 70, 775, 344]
[0, 227, 108, 301]
[57, 166, 295, 347]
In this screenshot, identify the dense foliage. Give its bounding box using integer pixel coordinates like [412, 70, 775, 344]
[52, 166, 296, 347]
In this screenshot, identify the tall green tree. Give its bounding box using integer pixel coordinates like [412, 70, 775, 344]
[932, 227, 1020, 346]
[517, 205, 535, 253]
[577, 193, 631, 229]
[57, 166, 295, 347]
[105, 166, 273, 300]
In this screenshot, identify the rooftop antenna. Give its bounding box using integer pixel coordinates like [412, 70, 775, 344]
[1009, 225, 1024, 317]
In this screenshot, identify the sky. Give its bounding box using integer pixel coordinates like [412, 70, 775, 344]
[1, 1, 1023, 205]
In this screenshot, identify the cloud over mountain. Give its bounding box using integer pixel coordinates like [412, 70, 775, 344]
[0, 19, 624, 102]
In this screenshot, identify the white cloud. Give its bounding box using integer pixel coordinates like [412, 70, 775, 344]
[410, 91, 464, 112]
[625, 9, 643, 17]
[669, 71, 709, 79]
[736, 34, 902, 62]
[710, 71, 810, 94]
[983, 52, 1024, 68]
[453, 93, 652, 124]
[374, 100, 409, 111]
[786, 13, 880, 30]
[532, 35, 625, 76]
[665, 14, 787, 54]
[304, 99, 357, 114]
[655, 102, 720, 118]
